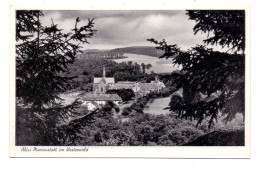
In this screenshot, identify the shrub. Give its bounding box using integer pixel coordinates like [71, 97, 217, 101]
[102, 104, 112, 112]
[114, 106, 120, 113]
[122, 108, 130, 116]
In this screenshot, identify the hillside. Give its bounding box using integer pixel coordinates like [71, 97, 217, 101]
[110, 46, 164, 57]
[82, 49, 110, 53]
[76, 46, 164, 59]
[76, 50, 125, 60]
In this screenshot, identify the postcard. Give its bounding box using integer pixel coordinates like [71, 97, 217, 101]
[10, 4, 250, 158]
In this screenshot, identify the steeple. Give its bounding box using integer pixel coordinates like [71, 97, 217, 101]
[103, 66, 106, 78]
[155, 75, 159, 82]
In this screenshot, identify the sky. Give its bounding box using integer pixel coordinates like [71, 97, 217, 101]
[41, 10, 208, 50]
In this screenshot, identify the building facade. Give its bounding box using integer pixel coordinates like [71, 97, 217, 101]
[93, 67, 166, 95]
[80, 93, 123, 111]
[93, 67, 115, 94]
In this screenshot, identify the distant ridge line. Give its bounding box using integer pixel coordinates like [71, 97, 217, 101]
[77, 46, 164, 58]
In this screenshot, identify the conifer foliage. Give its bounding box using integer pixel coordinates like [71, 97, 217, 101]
[148, 10, 245, 128]
[16, 10, 96, 145]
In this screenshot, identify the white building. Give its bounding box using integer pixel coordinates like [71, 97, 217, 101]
[80, 93, 122, 111]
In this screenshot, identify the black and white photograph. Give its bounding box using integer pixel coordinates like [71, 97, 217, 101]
[11, 7, 249, 157]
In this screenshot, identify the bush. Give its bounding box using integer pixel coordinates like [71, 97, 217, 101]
[122, 108, 130, 116]
[114, 106, 120, 113]
[102, 104, 112, 112]
[125, 106, 132, 112]
[107, 89, 135, 102]
[134, 107, 143, 114]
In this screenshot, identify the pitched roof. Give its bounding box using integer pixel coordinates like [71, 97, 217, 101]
[117, 81, 136, 84]
[139, 83, 161, 90]
[112, 83, 135, 89]
[82, 94, 122, 101]
[93, 77, 115, 84]
[111, 81, 165, 91]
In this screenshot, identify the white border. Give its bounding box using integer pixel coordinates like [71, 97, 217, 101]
[9, 4, 251, 158]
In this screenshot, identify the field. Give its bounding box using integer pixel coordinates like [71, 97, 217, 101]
[144, 96, 172, 115]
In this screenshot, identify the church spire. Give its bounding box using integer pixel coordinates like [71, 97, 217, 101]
[103, 66, 106, 78]
[155, 75, 158, 82]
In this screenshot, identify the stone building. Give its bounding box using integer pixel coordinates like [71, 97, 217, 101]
[80, 93, 123, 111]
[93, 67, 165, 95]
[93, 67, 115, 94]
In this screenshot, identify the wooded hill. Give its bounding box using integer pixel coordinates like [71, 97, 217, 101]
[110, 46, 164, 57]
[76, 46, 164, 59]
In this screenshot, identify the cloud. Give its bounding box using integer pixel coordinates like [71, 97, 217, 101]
[41, 10, 207, 50]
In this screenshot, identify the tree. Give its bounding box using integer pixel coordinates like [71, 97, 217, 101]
[106, 89, 135, 102]
[122, 108, 130, 116]
[146, 63, 152, 72]
[148, 10, 245, 128]
[188, 10, 245, 53]
[16, 10, 97, 145]
[141, 63, 146, 74]
[140, 63, 152, 74]
[120, 89, 135, 102]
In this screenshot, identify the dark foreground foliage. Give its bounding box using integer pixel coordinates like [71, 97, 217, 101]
[184, 130, 244, 146]
[148, 10, 245, 128]
[16, 10, 96, 145]
[16, 101, 204, 146]
[77, 110, 206, 146]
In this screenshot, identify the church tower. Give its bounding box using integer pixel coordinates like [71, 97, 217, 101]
[103, 66, 106, 78]
[155, 75, 159, 82]
[93, 66, 115, 94]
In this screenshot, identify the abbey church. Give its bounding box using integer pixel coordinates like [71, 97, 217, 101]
[64, 67, 166, 111]
[93, 67, 165, 95]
